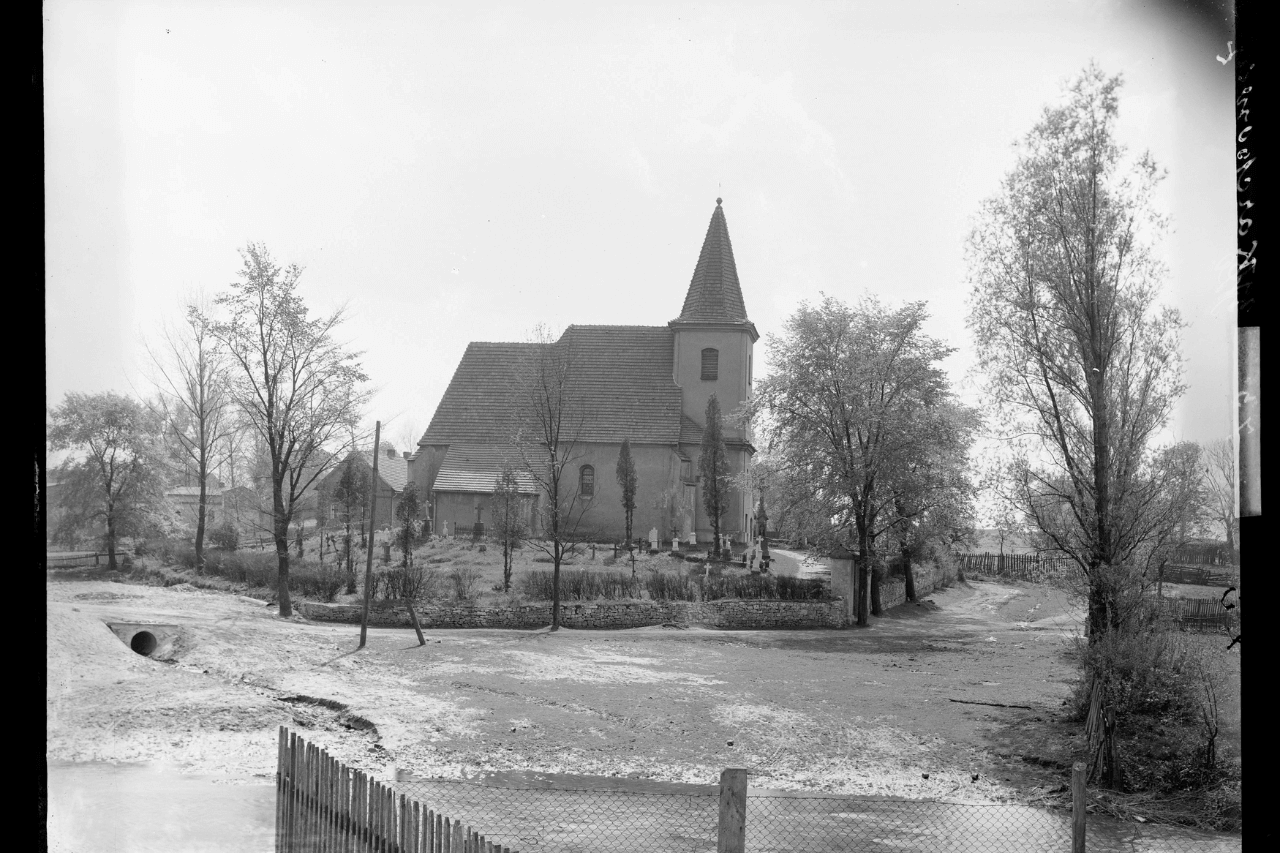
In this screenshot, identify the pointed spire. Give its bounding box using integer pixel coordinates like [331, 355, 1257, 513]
[674, 199, 750, 324]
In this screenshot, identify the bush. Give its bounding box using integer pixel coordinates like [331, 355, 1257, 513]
[372, 565, 441, 602]
[516, 568, 833, 603]
[208, 522, 239, 552]
[290, 564, 346, 603]
[202, 550, 279, 587]
[447, 565, 483, 601]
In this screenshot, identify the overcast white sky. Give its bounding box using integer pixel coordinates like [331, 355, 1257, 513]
[45, 0, 1237, 456]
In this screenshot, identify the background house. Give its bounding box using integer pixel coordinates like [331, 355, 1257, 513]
[316, 446, 415, 531]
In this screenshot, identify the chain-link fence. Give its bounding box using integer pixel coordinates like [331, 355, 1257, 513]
[392, 776, 1242, 853]
[393, 778, 719, 851]
[278, 727, 1239, 852]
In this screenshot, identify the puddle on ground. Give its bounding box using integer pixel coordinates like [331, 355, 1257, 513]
[47, 761, 275, 853]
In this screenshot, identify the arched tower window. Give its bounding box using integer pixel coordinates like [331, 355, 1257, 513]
[579, 465, 595, 497]
[701, 348, 719, 380]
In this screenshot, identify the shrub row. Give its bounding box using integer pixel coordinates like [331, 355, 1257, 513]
[518, 568, 831, 602]
[132, 538, 346, 602]
[370, 563, 484, 603]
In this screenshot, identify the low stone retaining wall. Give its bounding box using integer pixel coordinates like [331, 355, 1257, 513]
[880, 561, 947, 610]
[297, 598, 847, 630]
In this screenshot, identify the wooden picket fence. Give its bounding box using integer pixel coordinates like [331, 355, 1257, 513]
[1153, 595, 1239, 633]
[45, 551, 109, 568]
[276, 728, 517, 853]
[959, 552, 1077, 584]
[1158, 564, 1239, 588]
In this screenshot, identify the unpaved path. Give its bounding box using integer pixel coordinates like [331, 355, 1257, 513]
[48, 571, 1091, 802]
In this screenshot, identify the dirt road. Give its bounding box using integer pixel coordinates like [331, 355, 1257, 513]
[47, 572, 1093, 802]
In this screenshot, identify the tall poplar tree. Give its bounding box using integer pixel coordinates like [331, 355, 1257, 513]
[699, 395, 730, 560]
[615, 438, 637, 545]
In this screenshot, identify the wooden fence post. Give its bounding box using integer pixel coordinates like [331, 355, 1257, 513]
[1072, 761, 1086, 853]
[717, 768, 747, 853]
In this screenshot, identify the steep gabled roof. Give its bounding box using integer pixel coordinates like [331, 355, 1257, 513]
[421, 327, 683, 447]
[433, 444, 541, 494]
[421, 342, 542, 444]
[555, 325, 682, 444]
[674, 199, 751, 325]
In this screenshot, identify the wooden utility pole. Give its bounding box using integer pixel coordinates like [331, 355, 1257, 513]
[358, 421, 381, 649]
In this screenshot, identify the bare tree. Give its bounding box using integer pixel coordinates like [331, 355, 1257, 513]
[966, 65, 1186, 641]
[491, 463, 528, 592]
[145, 297, 234, 571]
[1202, 438, 1238, 560]
[510, 325, 595, 631]
[204, 243, 369, 617]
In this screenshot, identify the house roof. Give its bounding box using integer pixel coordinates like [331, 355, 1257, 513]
[166, 486, 224, 498]
[673, 200, 751, 326]
[433, 444, 541, 495]
[359, 450, 410, 493]
[679, 415, 704, 445]
[421, 326, 684, 446]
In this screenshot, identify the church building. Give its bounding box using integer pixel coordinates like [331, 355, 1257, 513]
[408, 199, 758, 547]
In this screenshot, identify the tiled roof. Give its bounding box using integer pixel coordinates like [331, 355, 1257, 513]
[674, 200, 750, 324]
[421, 342, 542, 444]
[679, 415, 704, 445]
[359, 451, 410, 493]
[433, 444, 541, 494]
[421, 327, 684, 446]
[556, 325, 682, 444]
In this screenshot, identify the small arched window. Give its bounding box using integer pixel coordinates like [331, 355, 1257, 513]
[579, 465, 595, 497]
[701, 348, 719, 380]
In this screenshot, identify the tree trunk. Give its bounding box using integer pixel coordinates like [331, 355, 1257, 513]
[853, 507, 872, 626]
[1086, 574, 1109, 643]
[551, 547, 561, 631]
[712, 510, 722, 561]
[870, 563, 883, 616]
[274, 487, 293, 617]
[195, 475, 208, 574]
[106, 510, 118, 571]
[503, 541, 512, 592]
[344, 523, 355, 593]
[902, 544, 916, 603]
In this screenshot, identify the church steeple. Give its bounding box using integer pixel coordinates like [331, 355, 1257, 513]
[674, 198, 752, 325]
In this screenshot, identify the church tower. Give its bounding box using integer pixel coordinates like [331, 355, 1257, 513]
[670, 198, 758, 442]
[671, 198, 758, 545]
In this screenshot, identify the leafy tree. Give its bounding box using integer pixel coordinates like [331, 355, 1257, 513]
[750, 295, 958, 626]
[880, 400, 979, 606]
[47, 392, 167, 569]
[511, 325, 596, 630]
[394, 482, 423, 568]
[204, 243, 369, 617]
[146, 296, 234, 571]
[1201, 438, 1238, 560]
[615, 438, 638, 545]
[492, 464, 528, 592]
[966, 65, 1185, 641]
[699, 395, 731, 560]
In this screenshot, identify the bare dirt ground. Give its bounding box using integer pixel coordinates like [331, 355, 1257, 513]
[47, 569, 1141, 806]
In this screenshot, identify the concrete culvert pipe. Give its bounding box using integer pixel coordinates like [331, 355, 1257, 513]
[130, 631, 157, 656]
